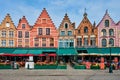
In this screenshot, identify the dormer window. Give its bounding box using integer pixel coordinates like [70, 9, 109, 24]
[105, 20, 109, 27]
[22, 24, 25, 29]
[65, 23, 68, 29]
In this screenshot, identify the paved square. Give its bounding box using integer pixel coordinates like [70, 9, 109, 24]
[0, 68, 120, 80]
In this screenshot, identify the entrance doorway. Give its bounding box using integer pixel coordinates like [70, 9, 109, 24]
[63, 56, 74, 63]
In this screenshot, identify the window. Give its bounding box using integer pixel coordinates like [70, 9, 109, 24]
[38, 28, 42, 35]
[109, 29, 114, 36]
[92, 29, 94, 33]
[50, 38, 54, 47]
[84, 38, 88, 46]
[34, 38, 39, 42]
[25, 32, 29, 38]
[65, 23, 68, 29]
[9, 31, 14, 37]
[18, 39, 22, 43]
[77, 38, 82, 47]
[109, 38, 114, 46]
[22, 24, 25, 29]
[2, 31, 6, 37]
[1, 40, 6, 47]
[9, 40, 14, 46]
[34, 38, 39, 47]
[69, 39, 74, 47]
[46, 28, 50, 35]
[90, 37, 96, 47]
[68, 31, 72, 36]
[42, 38, 46, 47]
[78, 30, 80, 33]
[18, 31, 22, 38]
[18, 39, 22, 47]
[59, 39, 64, 47]
[84, 27, 88, 33]
[60, 31, 65, 36]
[101, 29, 106, 36]
[25, 39, 29, 47]
[102, 39, 107, 47]
[64, 39, 69, 47]
[105, 20, 109, 27]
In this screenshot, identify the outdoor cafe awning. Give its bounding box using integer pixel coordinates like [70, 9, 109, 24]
[77, 47, 120, 56]
[57, 48, 78, 56]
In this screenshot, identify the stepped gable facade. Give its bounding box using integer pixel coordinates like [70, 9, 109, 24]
[16, 16, 31, 47]
[97, 10, 117, 47]
[58, 13, 76, 48]
[30, 8, 58, 48]
[75, 12, 98, 47]
[0, 14, 16, 47]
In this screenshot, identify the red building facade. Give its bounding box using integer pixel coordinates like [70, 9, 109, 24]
[30, 8, 58, 48]
[16, 16, 31, 47]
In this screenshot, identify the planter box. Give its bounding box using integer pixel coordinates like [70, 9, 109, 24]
[57, 65, 67, 69]
[74, 65, 86, 69]
[91, 65, 100, 69]
[0, 64, 11, 69]
[34, 64, 57, 69]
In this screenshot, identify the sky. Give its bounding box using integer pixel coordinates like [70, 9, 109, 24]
[0, 0, 120, 28]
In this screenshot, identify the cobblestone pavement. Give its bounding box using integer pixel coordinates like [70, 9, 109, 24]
[0, 68, 120, 80]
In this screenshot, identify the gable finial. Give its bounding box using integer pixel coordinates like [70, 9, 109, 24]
[83, 8, 87, 17]
[106, 9, 108, 14]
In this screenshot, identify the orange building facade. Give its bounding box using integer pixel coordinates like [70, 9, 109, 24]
[16, 16, 31, 47]
[75, 12, 98, 47]
[30, 8, 58, 48]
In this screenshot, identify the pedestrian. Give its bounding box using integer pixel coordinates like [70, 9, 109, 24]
[117, 61, 120, 69]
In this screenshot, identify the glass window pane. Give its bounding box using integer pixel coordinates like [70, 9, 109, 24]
[60, 31, 65, 36]
[68, 31, 72, 36]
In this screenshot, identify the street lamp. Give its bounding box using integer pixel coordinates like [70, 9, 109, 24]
[109, 42, 113, 73]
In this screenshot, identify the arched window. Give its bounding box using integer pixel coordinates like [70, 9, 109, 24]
[65, 23, 68, 29]
[102, 39, 107, 47]
[105, 20, 109, 27]
[109, 38, 114, 46]
[101, 29, 106, 36]
[109, 29, 114, 36]
[84, 27, 88, 33]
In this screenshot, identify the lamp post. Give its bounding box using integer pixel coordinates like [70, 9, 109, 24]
[109, 43, 113, 73]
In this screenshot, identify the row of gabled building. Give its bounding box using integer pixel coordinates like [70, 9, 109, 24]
[0, 8, 120, 48]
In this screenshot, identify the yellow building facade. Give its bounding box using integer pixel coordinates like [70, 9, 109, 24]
[0, 14, 16, 47]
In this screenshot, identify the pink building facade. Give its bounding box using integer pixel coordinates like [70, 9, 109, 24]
[116, 21, 120, 47]
[97, 10, 118, 47]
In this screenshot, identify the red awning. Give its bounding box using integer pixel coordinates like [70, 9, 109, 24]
[38, 54, 45, 56]
[48, 54, 56, 56]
